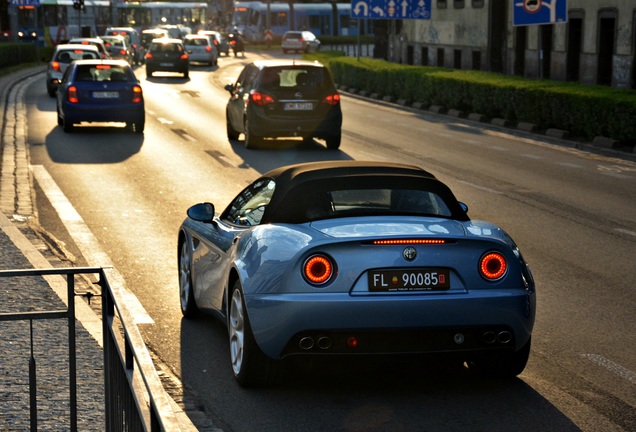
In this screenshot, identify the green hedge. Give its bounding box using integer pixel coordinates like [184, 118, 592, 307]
[0, 43, 38, 68]
[311, 52, 636, 144]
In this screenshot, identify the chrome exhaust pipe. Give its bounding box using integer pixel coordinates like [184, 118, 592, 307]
[299, 336, 315, 350]
[317, 337, 333, 350]
[498, 331, 512, 344]
[482, 331, 497, 344]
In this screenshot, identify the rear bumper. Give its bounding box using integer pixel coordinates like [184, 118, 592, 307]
[246, 106, 342, 139]
[245, 290, 535, 359]
[62, 103, 145, 124]
[146, 60, 188, 73]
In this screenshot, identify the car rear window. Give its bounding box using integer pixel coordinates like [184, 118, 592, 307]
[260, 67, 331, 89]
[284, 32, 302, 39]
[74, 64, 132, 82]
[186, 38, 208, 46]
[56, 49, 99, 62]
[150, 42, 183, 53]
[306, 189, 452, 220]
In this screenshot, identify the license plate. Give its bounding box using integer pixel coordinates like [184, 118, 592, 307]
[284, 102, 313, 111]
[368, 268, 450, 292]
[160, 62, 174, 67]
[93, 91, 119, 98]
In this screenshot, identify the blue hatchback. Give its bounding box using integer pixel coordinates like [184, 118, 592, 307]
[56, 59, 145, 133]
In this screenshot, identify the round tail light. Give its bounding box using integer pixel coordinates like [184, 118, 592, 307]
[303, 254, 334, 285]
[479, 252, 507, 280]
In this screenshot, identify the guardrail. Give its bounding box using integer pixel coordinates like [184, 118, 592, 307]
[0, 267, 181, 431]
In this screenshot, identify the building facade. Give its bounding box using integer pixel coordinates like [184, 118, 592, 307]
[388, 0, 635, 89]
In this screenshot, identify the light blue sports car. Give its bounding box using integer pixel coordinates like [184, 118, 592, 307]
[177, 161, 536, 386]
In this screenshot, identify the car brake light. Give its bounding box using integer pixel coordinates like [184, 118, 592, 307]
[479, 252, 507, 280]
[322, 93, 340, 106]
[51, 61, 61, 72]
[132, 85, 143, 103]
[145, 52, 153, 60]
[67, 86, 79, 103]
[303, 254, 334, 285]
[180, 53, 188, 60]
[205, 46, 211, 52]
[249, 90, 275, 106]
[119, 49, 127, 56]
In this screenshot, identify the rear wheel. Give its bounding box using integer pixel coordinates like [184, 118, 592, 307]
[179, 240, 199, 318]
[56, 108, 63, 126]
[227, 112, 240, 140]
[146, 70, 153, 78]
[325, 133, 341, 150]
[229, 281, 280, 387]
[244, 120, 261, 149]
[63, 118, 73, 133]
[466, 337, 531, 378]
[184, 70, 189, 79]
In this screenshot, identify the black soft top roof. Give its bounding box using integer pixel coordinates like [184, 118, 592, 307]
[248, 161, 469, 224]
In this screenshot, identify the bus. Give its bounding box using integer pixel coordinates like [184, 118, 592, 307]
[8, 1, 218, 47]
[232, 2, 371, 43]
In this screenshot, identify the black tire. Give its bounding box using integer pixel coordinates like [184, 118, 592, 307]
[56, 108, 63, 126]
[63, 117, 73, 133]
[228, 280, 280, 387]
[325, 133, 341, 150]
[178, 240, 199, 318]
[48, 88, 56, 98]
[244, 120, 261, 149]
[467, 336, 531, 378]
[227, 113, 240, 140]
[184, 70, 189, 79]
[134, 120, 145, 134]
[146, 70, 153, 78]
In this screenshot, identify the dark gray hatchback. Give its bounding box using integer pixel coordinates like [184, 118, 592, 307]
[145, 38, 189, 78]
[224, 60, 343, 149]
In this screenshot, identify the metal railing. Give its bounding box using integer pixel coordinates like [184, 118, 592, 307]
[0, 267, 181, 431]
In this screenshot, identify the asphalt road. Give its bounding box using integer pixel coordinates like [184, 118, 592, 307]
[20, 51, 636, 431]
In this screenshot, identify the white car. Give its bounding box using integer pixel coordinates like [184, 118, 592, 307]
[46, 44, 100, 97]
[281, 31, 321, 54]
[183, 34, 218, 66]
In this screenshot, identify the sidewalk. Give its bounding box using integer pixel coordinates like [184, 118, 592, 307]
[0, 67, 217, 431]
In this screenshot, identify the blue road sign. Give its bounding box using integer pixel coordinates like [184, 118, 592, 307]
[513, 0, 567, 26]
[351, 0, 431, 20]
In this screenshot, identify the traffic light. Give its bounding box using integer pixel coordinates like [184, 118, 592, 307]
[72, 0, 84, 10]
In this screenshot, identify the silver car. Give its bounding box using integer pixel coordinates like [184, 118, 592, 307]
[46, 44, 100, 97]
[281, 31, 321, 53]
[183, 34, 218, 66]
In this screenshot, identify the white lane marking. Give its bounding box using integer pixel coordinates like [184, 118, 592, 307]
[460, 139, 483, 145]
[582, 354, 636, 385]
[489, 146, 510, 151]
[157, 117, 174, 125]
[456, 180, 504, 195]
[31, 165, 154, 325]
[558, 162, 583, 169]
[614, 228, 636, 238]
[521, 153, 544, 159]
[599, 172, 633, 179]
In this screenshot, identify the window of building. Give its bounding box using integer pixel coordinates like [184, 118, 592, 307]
[472, 0, 484, 8]
[454, 0, 465, 9]
[437, 1, 447, 9]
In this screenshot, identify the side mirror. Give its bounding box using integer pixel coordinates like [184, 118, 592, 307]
[187, 202, 215, 223]
[224, 83, 234, 92]
[459, 202, 469, 214]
